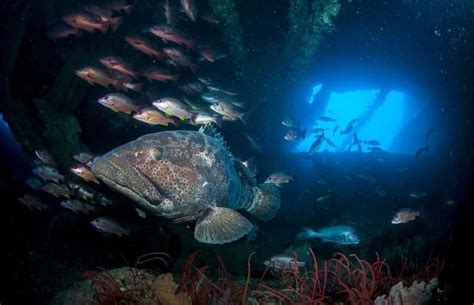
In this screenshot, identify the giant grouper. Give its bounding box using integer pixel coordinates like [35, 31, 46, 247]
[91, 127, 280, 244]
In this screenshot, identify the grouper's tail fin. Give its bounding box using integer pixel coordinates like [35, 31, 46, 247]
[245, 183, 281, 221]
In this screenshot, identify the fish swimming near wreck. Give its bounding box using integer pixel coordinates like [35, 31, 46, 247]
[391, 208, 421, 224]
[263, 254, 306, 271]
[91, 127, 280, 244]
[298, 226, 360, 245]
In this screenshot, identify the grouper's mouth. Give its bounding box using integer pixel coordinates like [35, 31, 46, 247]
[99, 174, 149, 202]
[91, 158, 158, 211]
[91, 156, 183, 219]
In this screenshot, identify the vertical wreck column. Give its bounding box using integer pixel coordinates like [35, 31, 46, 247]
[209, 0, 248, 82]
[285, 0, 341, 83]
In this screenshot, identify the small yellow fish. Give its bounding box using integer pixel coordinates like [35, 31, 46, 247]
[152, 97, 192, 120]
[133, 107, 179, 126]
[97, 93, 140, 114]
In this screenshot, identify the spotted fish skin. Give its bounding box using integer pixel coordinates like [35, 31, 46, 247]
[91, 130, 280, 244]
[92, 131, 243, 218]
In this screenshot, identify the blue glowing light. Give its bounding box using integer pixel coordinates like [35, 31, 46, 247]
[297, 90, 408, 153]
[308, 84, 323, 104]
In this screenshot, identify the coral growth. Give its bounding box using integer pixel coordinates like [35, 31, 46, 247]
[252, 248, 330, 304]
[285, 0, 341, 82]
[179, 249, 442, 305]
[50, 253, 187, 305]
[177, 250, 248, 304]
[50, 249, 442, 305]
[254, 251, 442, 305]
[154, 273, 192, 305]
[209, 0, 248, 80]
[35, 98, 81, 169]
[51, 267, 191, 305]
[374, 278, 439, 305]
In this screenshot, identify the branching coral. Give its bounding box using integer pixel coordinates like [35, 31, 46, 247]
[50, 250, 443, 305]
[177, 250, 247, 304]
[253, 248, 330, 304]
[329, 253, 393, 305]
[248, 250, 441, 305]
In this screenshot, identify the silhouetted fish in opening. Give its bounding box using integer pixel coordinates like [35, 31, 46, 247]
[309, 132, 325, 155]
[425, 127, 435, 145]
[318, 116, 336, 123]
[416, 145, 429, 159]
[298, 226, 360, 245]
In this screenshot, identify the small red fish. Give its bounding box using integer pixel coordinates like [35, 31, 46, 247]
[107, 1, 135, 14]
[82, 6, 123, 31]
[143, 66, 179, 83]
[63, 11, 109, 34]
[48, 23, 82, 39]
[198, 48, 217, 62]
[163, 47, 198, 71]
[163, 0, 176, 25]
[149, 24, 195, 49]
[180, 0, 197, 21]
[75, 66, 143, 92]
[100, 56, 139, 79]
[125, 36, 163, 58]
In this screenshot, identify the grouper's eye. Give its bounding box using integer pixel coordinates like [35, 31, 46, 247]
[148, 147, 161, 161]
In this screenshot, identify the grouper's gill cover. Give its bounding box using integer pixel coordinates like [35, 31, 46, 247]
[91, 130, 279, 244]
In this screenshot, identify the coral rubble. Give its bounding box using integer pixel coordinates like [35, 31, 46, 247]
[50, 267, 191, 305]
[374, 278, 439, 305]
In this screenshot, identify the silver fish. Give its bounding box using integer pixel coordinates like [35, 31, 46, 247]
[263, 255, 305, 271]
[91, 217, 130, 236]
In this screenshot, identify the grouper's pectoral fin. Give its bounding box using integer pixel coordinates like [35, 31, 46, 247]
[171, 215, 198, 224]
[194, 207, 253, 244]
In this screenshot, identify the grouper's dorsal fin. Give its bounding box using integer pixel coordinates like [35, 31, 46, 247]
[199, 125, 233, 159]
[234, 160, 257, 186]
